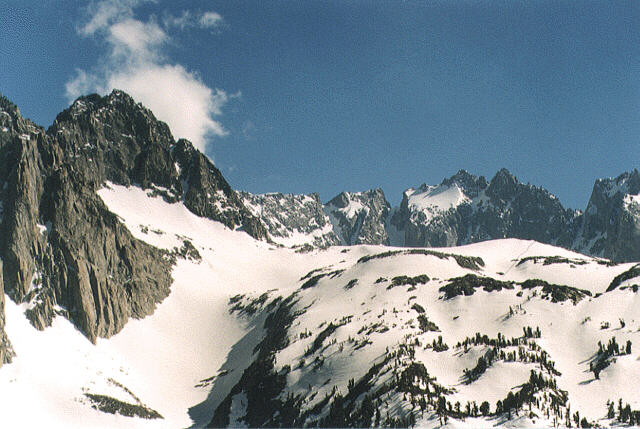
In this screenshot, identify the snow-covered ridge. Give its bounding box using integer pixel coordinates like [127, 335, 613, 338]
[405, 183, 470, 220]
[208, 232, 640, 428]
[241, 188, 391, 248]
[238, 168, 640, 264]
[239, 191, 339, 248]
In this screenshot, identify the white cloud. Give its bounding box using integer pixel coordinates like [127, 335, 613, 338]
[106, 64, 228, 145]
[164, 10, 223, 31]
[68, 0, 229, 153]
[65, 69, 98, 100]
[199, 12, 223, 29]
[108, 18, 166, 58]
[80, 0, 152, 35]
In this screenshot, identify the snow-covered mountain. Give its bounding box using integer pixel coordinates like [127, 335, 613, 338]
[391, 169, 580, 250]
[1, 90, 640, 428]
[239, 189, 392, 249]
[5, 179, 640, 428]
[0, 90, 266, 360]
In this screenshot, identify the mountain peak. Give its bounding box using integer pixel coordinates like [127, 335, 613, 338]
[441, 169, 488, 198]
[0, 94, 19, 116]
[487, 168, 519, 199]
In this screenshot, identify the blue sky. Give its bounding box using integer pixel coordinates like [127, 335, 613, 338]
[2, 0, 639, 208]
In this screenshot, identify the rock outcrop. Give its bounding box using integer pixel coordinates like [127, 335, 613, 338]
[324, 189, 391, 245]
[573, 170, 640, 261]
[240, 192, 340, 248]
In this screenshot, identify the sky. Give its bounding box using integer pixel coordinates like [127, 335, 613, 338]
[1, 0, 639, 209]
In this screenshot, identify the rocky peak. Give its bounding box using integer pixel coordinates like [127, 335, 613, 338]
[326, 191, 351, 209]
[0, 95, 20, 129]
[0, 90, 270, 368]
[392, 168, 580, 249]
[596, 169, 640, 198]
[0, 95, 44, 141]
[574, 170, 640, 261]
[487, 168, 519, 201]
[441, 169, 488, 199]
[324, 189, 391, 245]
[47, 90, 266, 240]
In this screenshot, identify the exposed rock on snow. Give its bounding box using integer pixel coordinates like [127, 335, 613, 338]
[240, 192, 340, 248]
[324, 189, 391, 245]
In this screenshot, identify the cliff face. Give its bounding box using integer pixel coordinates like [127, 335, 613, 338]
[0, 90, 268, 364]
[324, 189, 392, 245]
[573, 170, 640, 261]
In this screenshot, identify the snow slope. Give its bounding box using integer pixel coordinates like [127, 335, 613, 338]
[0, 184, 352, 427]
[204, 239, 640, 427]
[1, 183, 639, 428]
[405, 184, 470, 222]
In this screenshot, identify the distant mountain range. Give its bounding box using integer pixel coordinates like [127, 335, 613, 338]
[241, 165, 640, 263]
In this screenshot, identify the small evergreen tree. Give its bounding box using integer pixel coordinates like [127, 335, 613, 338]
[618, 398, 623, 421]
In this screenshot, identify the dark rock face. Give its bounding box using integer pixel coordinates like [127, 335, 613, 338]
[171, 140, 267, 240]
[48, 91, 267, 240]
[573, 170, 640, 261]
[0, 260, 15, 365]
[0, 90, 268, 365]
[324, 189, 391, 245]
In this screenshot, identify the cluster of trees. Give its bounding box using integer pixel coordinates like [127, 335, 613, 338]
[606, 399, 640, 426]
[316, 344, 454, 428]
[455, 327, 541, 350]
[315, 333, 573, 428]
[416, 314, 439, 332]
[319, 392, 388, 427]
[429, 335, 449, 352]
[590, 336, 632, 379]
[460, 328, 559, 384]
[433, 370, 567, 424]
[430, 396, 491, 425]
[495, 370, 567, 423]
[523, 326, 542, 338]
[567, 408, 592, 428]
